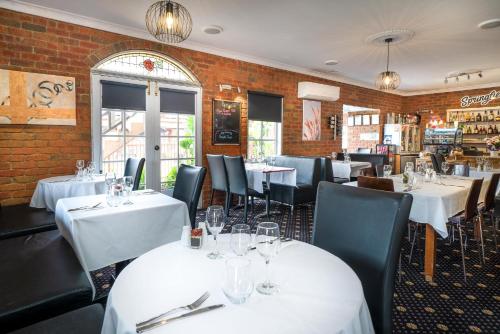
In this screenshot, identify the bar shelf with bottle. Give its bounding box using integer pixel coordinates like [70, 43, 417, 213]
[447, 107, 500, 145]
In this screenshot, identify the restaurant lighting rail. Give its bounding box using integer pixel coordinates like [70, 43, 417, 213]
[444, 70, 483, 84]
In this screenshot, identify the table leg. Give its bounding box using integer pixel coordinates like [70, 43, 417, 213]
[424, 225, 436, 282]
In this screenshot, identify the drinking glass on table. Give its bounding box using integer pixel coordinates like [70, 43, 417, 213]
[441, 161, 450, 176]
[122, 176, 134, 205]
[331, 152, 337, 160]
[230, 224, 251, 256]
[206, 205, 225, 259]
[255, 222, 280, 295]
[404, 162, 414, 173]
[383, 164, 392, 177]
[87, 161, 97, 179]
[222, 257, 253, 304]
[106, 180, 123, 207]
[76, 160, 85, 180]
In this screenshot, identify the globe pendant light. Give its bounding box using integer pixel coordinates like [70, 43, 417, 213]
[146, 0, 192, 43]
[375, 38, 400, 90]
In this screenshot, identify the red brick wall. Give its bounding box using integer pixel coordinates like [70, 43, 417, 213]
[0, 8, 497, 207]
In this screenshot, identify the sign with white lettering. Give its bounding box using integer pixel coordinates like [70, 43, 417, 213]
[460, 90, 500, 108]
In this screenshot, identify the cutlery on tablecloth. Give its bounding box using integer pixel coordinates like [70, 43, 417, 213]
[67, 202, 102, 212]
[440, 183, 466, 188]
[136, 291, 210, 328]
[48, 178, 74, 183]
[248, 236, 293, 250]
[135, 190, 160, 196]
[136, 304, 225, 333]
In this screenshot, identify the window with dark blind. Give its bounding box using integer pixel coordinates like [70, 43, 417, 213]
[160, 88, 196, 114]
[101, 80, 147, 111]
[247, 91, 283, 122]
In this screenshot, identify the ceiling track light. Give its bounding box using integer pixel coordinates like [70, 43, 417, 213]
[444, 70, 484, 84]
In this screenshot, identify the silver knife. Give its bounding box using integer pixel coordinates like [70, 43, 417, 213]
[136, 304, 225, 333]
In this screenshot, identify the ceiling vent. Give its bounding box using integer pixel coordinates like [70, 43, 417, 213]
[203, 25, 223, 34]
[298, 82, 340, 102]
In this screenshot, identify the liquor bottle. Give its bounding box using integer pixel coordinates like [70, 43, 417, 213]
[459, 112, 464, 122]
[496, 110, 500, 122]
[483, 111, 487, 122]
[488, 125, 494, 134]
[474, 125, 479, 134]
[465, 112, 470, 122]
[489, 110, 494, 121]
[495, 125, 499, 134]
[476, 112, 482, 122]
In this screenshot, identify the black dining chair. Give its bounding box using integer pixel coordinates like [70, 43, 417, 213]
[124, 157, 145, 191]
[448, 178, 484, 282]
[320, 157, 349, 184]
[223, 155, 265, 223]
[430, 154, 440, 173]
[206, 154, 230, 216]
[8, 304, 104, 334]
[0, 204, 56, 240]
[313, 182, 412, 334]
[172, 164, 207, 229]
[479, 173, 500, 248]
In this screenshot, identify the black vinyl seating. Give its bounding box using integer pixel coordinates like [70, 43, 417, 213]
[0, 230, 93, 332]
[320, 157, 350, 184]
[0, 204, 56, 240]
[312, 182, 413, 334]
[269, 156, 321, 217]
[337, 153, 388, 178]
[172, 164, 207, 229]
[123, 157, 145, 191]
[8, 304, 104, 334]
[223, 155, 265, 223]
[206, 154, 231, 216]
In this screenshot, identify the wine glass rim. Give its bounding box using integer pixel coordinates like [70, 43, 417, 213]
[257, 222, 279, 229]
[232, 223, 250, 231]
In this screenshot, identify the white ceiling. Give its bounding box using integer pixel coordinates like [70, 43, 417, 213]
[3, 0, 500, 95]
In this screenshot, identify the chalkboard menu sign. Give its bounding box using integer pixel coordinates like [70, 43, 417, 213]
[212, 99, 241, 145]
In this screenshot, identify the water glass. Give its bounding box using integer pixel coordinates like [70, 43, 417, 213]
[87, 161, 97, 179]
[105, 172, 116, 191]
[222, 258, 253, 304]
[383, 164, 392, 177]
[76, 159, 85, 170]
[106, 182, 123, 207]
[331, 152, 337, 160]
[206, 205, 225, 259]
[441, 161, 450, 175]
[344, 153, 351, 163]
[405, 162, 414, 174]
[122, 176, 134, 205]
[230, 224, 251, 256]
[255, 222, 280, 295]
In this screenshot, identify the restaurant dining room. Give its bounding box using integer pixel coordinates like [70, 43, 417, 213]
[1, 0, 499, 333]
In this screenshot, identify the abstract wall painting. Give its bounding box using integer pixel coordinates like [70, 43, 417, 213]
[302, 99, 321, 141]
[0, 69, 76, 125]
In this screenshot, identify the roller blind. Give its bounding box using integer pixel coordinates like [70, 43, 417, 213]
[160, 88, 196, 114]
[101, 80, 147, 111]
[248, 91, 283, 123]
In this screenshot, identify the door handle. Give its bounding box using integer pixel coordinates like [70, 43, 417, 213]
[154, 145, 160, 151]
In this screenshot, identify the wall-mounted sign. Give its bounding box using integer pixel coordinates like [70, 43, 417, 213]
[460, 90, 500, 108]
[212, 99, 241, 145]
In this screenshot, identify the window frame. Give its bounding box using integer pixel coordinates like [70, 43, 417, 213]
[247, 120, 282, 159]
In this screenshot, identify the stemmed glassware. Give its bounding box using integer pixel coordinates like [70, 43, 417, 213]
[255, 222, 280, 295]
[383, 164, 392, 177]
[230, 224, 251, 256]
[87, 161, 97, 180]
[122, 176, 134, 205]
[105, 172, 116, 190]
[76, 160, 85, 180]
[441, 161, 450, 176]
[206, 205, 225, 259]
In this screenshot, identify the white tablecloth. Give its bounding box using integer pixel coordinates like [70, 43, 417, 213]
[102, 235, 374, 334]
[55, 191, 190, 295]
[332, 161, 372, 179]
[30, 175, 106, 211]
[346, 175, 489, 238]
[245, 164, 296, 193]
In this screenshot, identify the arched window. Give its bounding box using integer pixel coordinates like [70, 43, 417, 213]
[91, 51, 201, 191]
[95, 51, 199, 84]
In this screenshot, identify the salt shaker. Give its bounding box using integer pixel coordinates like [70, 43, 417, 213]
[181, 225, 192, 247]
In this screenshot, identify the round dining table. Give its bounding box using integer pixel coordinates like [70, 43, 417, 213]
[30, 175, 106, 212]
[101, 235, 374, 334]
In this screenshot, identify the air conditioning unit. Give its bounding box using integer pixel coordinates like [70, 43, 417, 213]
[298, 81, 340, 102]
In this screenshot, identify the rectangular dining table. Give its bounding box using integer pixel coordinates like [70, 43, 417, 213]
[54, 190, 190, 296]
[346, 175, 489, 281]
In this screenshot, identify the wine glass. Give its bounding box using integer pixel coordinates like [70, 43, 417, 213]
[87, 161, 97, 179]
[122, 176, 134, 205]
[255, 222, 280, 295]
[441, 161, 450, 175]
[230, 224, 251, 256]
[404, 162, 414, 174]
[76, 160, 85, 170]
[206, 205, 225, 259]
[105, 172, 116, 194]
[222, 258, 253, 304]
[383, 164, 392, 177]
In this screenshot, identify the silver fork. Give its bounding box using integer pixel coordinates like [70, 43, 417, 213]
[136, 291, 210, 328]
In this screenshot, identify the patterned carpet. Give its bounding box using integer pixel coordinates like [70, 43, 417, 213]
[92, 200, 499, 333]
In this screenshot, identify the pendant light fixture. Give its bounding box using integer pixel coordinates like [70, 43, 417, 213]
[146, 0, 192, 44]
[375, 38, 400, 90]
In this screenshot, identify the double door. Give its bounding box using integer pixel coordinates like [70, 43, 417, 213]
[92, 74, 201, 191]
